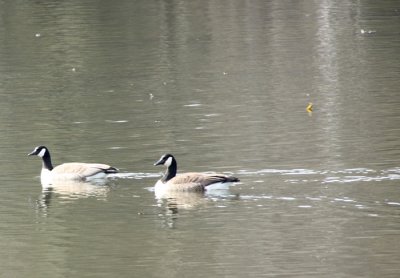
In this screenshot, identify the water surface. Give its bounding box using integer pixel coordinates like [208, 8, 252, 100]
[1, 1, 400, 277]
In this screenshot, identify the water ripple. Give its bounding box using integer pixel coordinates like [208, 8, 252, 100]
[112, 167, 400, 185]
[238, 167, 400, 185]
[109, 172, 161, 180]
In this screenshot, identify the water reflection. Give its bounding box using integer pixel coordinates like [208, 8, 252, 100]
[36, 180, 112, 213]
[155, 192, 206, 229]
[149, 176, 236, 230]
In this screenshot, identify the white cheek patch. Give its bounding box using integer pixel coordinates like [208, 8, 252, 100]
[37, 148, 47, 157]
[164, 157, 172, 167]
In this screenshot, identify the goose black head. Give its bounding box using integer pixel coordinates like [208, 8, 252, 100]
[154, 153, 175, 167]
[28, 146, 49, 157]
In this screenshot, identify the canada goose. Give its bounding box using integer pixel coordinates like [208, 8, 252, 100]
[28, 146, 118, 185]
[153, 154, 239, 194]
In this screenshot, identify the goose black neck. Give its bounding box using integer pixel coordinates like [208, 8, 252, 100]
[42, 151, 54, 171]
[162, 159, 177, 182]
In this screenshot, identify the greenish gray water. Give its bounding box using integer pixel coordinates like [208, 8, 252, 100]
[1, 1, 400, 277]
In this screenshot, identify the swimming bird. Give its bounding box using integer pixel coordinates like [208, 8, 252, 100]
[28, 145, 118, 185]
[153, 153, 239, 195]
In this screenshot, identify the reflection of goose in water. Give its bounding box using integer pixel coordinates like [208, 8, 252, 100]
[157, 191, 208, 209]
[153, 154, 239, 198]
[42, 179, 111, 198]
[28, 146, 118, 186]
[154, 190, 240, 229]
[36, 180, 112, 212]
[154, 191, 208, 229]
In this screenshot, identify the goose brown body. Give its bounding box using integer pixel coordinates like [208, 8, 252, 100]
[161, 172, 239, 192]
[51, 163, 117, 178]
